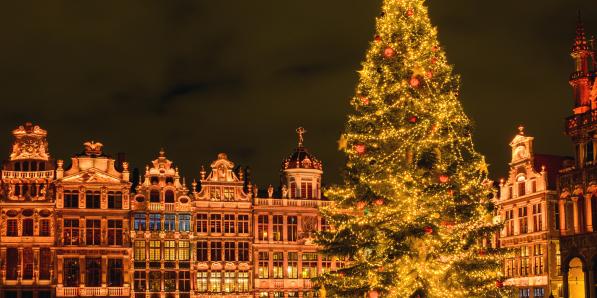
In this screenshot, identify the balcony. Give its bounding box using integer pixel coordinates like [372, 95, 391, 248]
[1, 170, 54, 180]
[255, 198, 332, 208]
[56, 287, 130, 297]
[558, 163, 597, 191]
[254, 278, 314, 290]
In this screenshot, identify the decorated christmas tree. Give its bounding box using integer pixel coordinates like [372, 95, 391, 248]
[315, 0, 509, 297]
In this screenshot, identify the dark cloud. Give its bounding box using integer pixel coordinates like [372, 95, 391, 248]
[0, 0, 595, 186]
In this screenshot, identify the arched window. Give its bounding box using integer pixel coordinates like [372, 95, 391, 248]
[14, 162, 21, 171]
[517, 175, 526, 197]
[567, 258, 586, 298]
[166, 177, 174, 185]
[23, 161, 29, 171]
[165, 190, 175, 203]
[150, 190, 160, 203]
[150, 177, 159, 185]
[39, 162, 45, 171]
[290, 182, 296, 199]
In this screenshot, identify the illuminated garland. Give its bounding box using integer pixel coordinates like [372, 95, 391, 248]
[315, 0, 511, 297]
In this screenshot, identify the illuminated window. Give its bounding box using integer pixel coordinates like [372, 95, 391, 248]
[108, 259, 123, 286]
[210, 214, 222, 233]
[209, 271, 222, 292]
[164, 214, 175, 231]
[519, 288, 530, 298]
[63, 219, 79, 245]
[196, 271, 208, 292]
[504, 210, 514, 236]
[149, 271, 161, 292]
[224, 214, 235, 233]
[518, 207, 528, 234]
[520, 246, 530, 276]
[273, 215, 283, 241]
[211, 241, 222, 261]
[197, 241, 208, 261]
[258, 215, 268, 240]
[533, 288, 544, 298]
[273, 252, 283, 279]
[108, 220, 123, 245]
[238, 242, 249, 262]
[556, 243, 561, 275]
[134, 213, 146, 231]
[149, 213, 161, 231]
[224, 187, 234, 200]
[149, 241, 161, 261]
[85, 191, 101, 209]
[288, 252, 298, 278]
[505, 258, 515, 277]
[517, 176, 526, 197]
[197, 214, 208, 233]
[321, 218, 330, 231]
[40, 219, 51, 236]
[64, 190, 79, 208]
[179, 214, 191, 232]
[258, 252, 269, 278]
[164, 240, 176, 261]
[178, 241, 190, 261]
[134, 241, 146, 261]
[287, 216, 298, 241]
[302, 253, 318, 278]
[533, 244, 544, 274]
[108, 191, 122, 209]
[224, 242, 235, 261]
[237, 214, 249, 234]
[322, 255, 332, 274]
[532, 204, 543, 232]
[86, 219, 101, 245]
[237, 271, 249, 292]
[224, 272, 235, 292]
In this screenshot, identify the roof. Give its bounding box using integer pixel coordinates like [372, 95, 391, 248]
[533, 154, 573, 189]
[281, 146, 323, 171]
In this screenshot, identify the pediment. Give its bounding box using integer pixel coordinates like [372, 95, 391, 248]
[61, 168, 122, 183]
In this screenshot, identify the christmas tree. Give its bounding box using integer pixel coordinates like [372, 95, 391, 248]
[316, 0, 509, 297]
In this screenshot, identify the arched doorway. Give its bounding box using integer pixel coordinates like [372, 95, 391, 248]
[568, 257, 585, 298]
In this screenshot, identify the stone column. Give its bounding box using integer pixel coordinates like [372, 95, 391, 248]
[268, 214, 274, 242]
[585, 195, 593, 232]
[514, 205, 519, 235]
[559, 199, 567, 233]
[572, 197, 580, 234]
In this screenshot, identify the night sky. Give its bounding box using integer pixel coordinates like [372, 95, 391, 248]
[0, 1, 595, 187]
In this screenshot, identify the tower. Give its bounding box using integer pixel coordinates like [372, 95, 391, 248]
[280, 127, 323, 200]
[570, 13, 596, 114]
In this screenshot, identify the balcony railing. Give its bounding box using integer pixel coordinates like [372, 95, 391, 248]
[565, 109, 597, 135]
[57, 287, 129, 297]
[1, 170, 54, 179]
[558, 163, 597, 191]
[255, 198, 332, 208]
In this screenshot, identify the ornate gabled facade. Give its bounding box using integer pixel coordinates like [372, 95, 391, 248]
[498, 127, 566, 297]
[54, 141, 132, 298]
[0, 123, 56, 298]
[131, 150, 193, 298]
[559, 16, 597, 298]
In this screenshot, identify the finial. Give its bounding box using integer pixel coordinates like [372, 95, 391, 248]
[296, 127, 307, 147]
[573, 11, 589, 53]
[200, 166, 206, 180]
[518, 125, 525, 135]
[159, 148, 165, 157]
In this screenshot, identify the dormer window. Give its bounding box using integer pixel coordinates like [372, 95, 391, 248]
[165, 190, 175, 203]
[150, 190, 160, 203]
[150, 177, 159, 185]
[517, 176, 526, 197]
[166, 177, 174, 185]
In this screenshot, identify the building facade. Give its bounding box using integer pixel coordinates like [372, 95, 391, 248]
[498, 128, 566, 298]
[0, 124, 330, 298]
[558, 18, 597, 298]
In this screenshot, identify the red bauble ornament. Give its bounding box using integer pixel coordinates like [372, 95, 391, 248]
[426, 71, 433, 79]
[439, 175, 449, 183]
[408, 116, 418, 124]
[479, 249, 486, 256]
[369, 290, 379, 298]
[355, 144, 366, 155]
[430, 57, 437, 65]
[432, 46, 439, 52]
[409, 77, 420, 88]
[441, 220, 455, 229]
[356, 201, 367, 210]
[496, 280, 504, 288]
[359, 96, 370, 105]
[374, 198, 384, 206]
[384, 47, 395, 58]
[424, 226, 433, 235]
[406, 9, 414, 17]
[374, 35, 382, 43]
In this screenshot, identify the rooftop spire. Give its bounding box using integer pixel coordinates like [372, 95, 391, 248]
[296, 127, 306, 147]
[573, 11, 589, 54]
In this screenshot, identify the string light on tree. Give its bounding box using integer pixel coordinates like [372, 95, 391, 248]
[315, 0, 509, 297]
